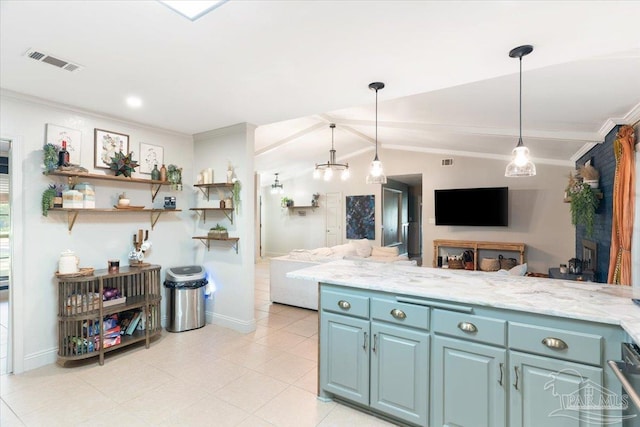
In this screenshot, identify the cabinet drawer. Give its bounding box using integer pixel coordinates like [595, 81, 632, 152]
[508, 322, 602, 366]
[321, 288, 369, 319]
[371, 298, 430, 330]
[432, 310, 506, 346]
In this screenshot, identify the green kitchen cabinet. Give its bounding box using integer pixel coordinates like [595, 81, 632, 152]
[370, 321, 429, 426]
[509, 351, 603, 427]
[432, 335, 507, 427]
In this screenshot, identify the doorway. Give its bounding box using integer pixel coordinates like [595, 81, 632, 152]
[1, 138, 10, 374]
[383, 174, 422, 264]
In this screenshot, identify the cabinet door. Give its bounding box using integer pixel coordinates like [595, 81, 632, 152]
[432, 336, 506, 427]
[509, 351, 603, 427]
[320, 312, 370, 406]
[370, 321, 429, 426]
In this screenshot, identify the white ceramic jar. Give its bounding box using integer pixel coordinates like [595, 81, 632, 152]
[59, 250, 79, 274]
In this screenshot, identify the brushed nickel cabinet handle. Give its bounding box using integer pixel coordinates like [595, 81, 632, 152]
[513, 366, 520, 390]
[390, 308, 406, 320]
[373, 333, 378, 354]
[363, 332, 368, 351]
[542, 337, 568, 350]
[337, 300, 351, 310]
[457, 321, 478, 333]
[498, 362, 504, 386]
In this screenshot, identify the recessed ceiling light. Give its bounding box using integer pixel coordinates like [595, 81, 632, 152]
[159, 1, 228, 21]
[126, 96, 143, 108]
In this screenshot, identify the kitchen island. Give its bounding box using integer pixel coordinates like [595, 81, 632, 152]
[289, 259, 640, 427]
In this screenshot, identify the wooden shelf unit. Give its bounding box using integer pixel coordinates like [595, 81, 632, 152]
[194, 182, 234, 201]
[189, 207, 233, 224]
[192, 236, 239, 253]
[49, 208, 181, 231]
[56, 265, 162, 366]
[432, 239, 526, 270]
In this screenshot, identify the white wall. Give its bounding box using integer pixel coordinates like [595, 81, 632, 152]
[1, 92, 195, 371]
[261, 147, 574, 274]
[193, 124, 255, 333]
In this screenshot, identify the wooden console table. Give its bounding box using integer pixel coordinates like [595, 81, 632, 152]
[432, 239, 526, 270]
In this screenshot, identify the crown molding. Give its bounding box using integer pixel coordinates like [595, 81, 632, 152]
[598, 101, 640, 138]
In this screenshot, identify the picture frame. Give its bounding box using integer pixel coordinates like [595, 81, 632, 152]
[46, 124, 82, 165]
[346, 195, 375, 239]
[139, 143, 163, 174]
[94, 128, 129, 169]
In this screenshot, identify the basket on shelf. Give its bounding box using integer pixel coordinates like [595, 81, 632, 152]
[499, 255, 518, 270]
[480, 258, 500, 272]
[447, 258, 464, 269]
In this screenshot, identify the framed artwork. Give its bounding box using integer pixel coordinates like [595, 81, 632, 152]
[139, 143, 163, 174]
[46, 124, 82, 165]
[94, 128, 129, 169]
[346, 195, 375, 239]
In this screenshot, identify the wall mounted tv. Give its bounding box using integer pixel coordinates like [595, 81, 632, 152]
[434, 187, 508, 226]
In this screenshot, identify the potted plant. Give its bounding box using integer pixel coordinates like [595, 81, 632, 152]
[167, 164, 182, 190]
[568, 182, 600, 237]
[578, 164, 599, 189]
[208, 223, 228, 240]
[281, 196, 293, 208]
[43, 143, 58, 173]
[42, 185, 58, 216]
[311, 193, 320, 207]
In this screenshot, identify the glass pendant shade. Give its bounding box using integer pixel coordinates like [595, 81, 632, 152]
[314, 123, 349, 180]
[505, 140, 536, 177]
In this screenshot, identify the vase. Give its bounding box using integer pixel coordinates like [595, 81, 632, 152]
[151, 164, 160, 181]
[159, 164, 167, 182]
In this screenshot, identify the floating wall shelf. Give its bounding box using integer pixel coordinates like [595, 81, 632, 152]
[193, 183, 234, 201]
[189, 208, 234, 224]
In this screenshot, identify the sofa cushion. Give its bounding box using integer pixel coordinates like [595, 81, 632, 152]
[371, 246, 399, 257]
[331, 243, 358, 258]
[350, 238, 373, 257]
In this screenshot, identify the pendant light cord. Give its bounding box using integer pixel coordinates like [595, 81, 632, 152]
[519, 55, 523, 145]
[375, 87, 379, 158]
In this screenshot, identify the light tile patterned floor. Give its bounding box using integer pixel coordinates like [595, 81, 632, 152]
[0, 260, 397, 426]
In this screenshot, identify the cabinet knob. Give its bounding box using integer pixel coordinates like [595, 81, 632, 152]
[390, 308, 406, 319]
[457, 321, 478, 333]
[542, 337, 568, 350]
[337, 300, 351, 310]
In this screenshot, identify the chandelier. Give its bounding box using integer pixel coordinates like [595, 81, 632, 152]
[314, 123, 350, 181]
[270, 173, 284, 194]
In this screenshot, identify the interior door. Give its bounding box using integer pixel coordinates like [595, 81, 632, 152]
[382, 188, 402, 247]
[325, 192, 342, 247]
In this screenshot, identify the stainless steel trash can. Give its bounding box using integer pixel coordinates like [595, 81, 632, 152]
[164, 266, 207, 332]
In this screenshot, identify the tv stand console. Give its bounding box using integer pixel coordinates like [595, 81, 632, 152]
[432, 239, 525, 270]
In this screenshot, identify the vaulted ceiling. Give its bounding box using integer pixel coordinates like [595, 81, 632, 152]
[1, 1, 639, 185]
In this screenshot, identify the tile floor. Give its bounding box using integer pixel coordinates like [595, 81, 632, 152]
[0, 260, 396, 426]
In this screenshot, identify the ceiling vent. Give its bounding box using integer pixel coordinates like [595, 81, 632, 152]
[441, 158, 454, 166]
[24, 49, 83, 72]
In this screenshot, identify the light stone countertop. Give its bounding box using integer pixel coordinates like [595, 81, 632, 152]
[287, 259, 640, 345]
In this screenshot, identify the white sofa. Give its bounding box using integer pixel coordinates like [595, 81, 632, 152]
[269, 239, 415, 310]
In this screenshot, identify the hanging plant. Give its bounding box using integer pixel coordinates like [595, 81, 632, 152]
[568, 182, 600, 237]
[232, 180, 241, 214]
[42, 185, 58, 216]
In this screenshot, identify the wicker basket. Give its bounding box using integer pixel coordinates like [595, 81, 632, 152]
[480, 258, 500, 272]
[499, 255, 518, 270]
[447, 258, 464, 269]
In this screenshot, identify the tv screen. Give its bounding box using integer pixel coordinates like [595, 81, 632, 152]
[435, 187, 508, 226]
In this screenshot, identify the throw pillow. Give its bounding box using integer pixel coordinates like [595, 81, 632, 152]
[509, 263, 528, 276]
[350, 238, 373, 257]
[331, 243, 358, 258]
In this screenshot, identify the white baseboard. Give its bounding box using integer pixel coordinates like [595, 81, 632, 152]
[24, 347, 58, 372]
[206, 310, 256, 333]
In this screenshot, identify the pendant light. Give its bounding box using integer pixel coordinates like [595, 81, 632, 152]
[270, 173, 284, 195]
[314, 123, 350, 181]
[505, 45, 536, 177]
[366, 82, 387, 184]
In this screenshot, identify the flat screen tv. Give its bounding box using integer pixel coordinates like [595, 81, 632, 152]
[435, 187, 508, 226]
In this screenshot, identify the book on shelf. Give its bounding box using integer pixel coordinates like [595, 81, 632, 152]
[125, 312, 141, 335]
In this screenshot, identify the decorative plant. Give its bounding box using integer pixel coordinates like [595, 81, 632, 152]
[42, 185, 58, 216]
[232, 180, 241, 213]
[212, 223, 227, 231]
[109, 151, 139, 177]
[209, 223, 228, 239]
[167, 164, 183, 190]
[578, 164, 599, 184]
[312, 193, 320, 207]
[43, 143, 59, 173]
[281, 196, 293, 208]
[568, 182, 600, 237]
